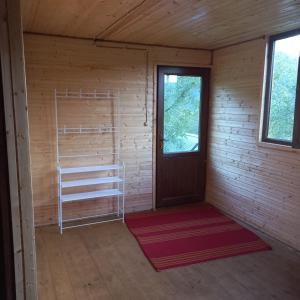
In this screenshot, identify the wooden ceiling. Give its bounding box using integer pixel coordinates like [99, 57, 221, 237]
[21, 0, 300, 49]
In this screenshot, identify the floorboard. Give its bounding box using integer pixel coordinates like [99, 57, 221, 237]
[36, 220, 300, 300]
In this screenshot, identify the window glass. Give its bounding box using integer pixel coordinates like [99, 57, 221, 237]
[267, 34, 300, 141]
[163, 75, 201, 153]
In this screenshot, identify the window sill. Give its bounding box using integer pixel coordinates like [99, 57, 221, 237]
[257, 140, 300, 153]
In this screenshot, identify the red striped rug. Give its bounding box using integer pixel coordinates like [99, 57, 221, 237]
[125, 204, 271, 271]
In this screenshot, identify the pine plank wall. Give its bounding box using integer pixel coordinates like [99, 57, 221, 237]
[23, 33, 211, 226]
[207, 38, 300, 250]
[24, 34, 300, 251]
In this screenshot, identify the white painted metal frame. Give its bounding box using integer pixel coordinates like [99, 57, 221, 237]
[55, 89, 125, 234]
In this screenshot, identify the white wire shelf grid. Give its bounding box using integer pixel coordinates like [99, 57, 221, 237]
[55, 89, 119, 100]
[58, 126, 119, 135]
[55, 89, 125, 233]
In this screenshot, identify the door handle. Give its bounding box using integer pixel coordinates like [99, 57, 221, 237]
[159, 138, 167, 150]
[159, 138, 164, 150]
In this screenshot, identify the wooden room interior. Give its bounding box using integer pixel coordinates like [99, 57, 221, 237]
[1, 0, 300, 299]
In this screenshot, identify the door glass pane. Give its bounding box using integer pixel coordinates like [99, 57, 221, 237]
[163, 75, 201, 153]
[268, 34, 300, 141]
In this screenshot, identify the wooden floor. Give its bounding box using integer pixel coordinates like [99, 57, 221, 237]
[36, 220, 300, 300]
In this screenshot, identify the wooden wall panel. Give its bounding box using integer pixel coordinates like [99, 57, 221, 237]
[24, 33, 211, 226]
[207, 38, 300, 250]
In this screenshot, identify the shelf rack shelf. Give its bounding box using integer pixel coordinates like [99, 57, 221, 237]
[61, 176, 122, 188]
[60, 164, 121, 174]
[55, 89, 125, 234]
[61, 188, 123, 203]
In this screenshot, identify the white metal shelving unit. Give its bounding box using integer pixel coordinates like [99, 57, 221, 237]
[55, 89, 125, 234]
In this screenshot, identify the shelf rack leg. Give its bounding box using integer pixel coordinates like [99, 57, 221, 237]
[57, 199, 61, 231]
[116, 89, 121, 217]
[58, 170, 63, 234]
[117, 167, 120, 216]
[122, 163, 125, 223]
[55, 89, 63, 234]
[59, 199, 63, 235]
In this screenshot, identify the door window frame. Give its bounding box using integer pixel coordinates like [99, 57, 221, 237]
[156, 66, 210, 159]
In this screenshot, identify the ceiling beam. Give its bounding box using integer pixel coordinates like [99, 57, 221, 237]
[24, 31, 212, 52]
[94, 0, 160, 40]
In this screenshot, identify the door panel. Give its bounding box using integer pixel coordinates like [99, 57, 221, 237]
[156, 66, 210, 208]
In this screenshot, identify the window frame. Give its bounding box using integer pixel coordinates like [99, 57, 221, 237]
[162, 73, 202, 155]
[262, 28, 300, 148]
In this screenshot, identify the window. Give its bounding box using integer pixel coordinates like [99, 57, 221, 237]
[262, 29, 300, 148]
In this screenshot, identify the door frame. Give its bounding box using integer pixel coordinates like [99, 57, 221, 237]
[155, 65, 210, 208]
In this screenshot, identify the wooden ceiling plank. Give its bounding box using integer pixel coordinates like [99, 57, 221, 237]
[108, 1, 201, 43]
[116, 0, 261, 43]
[107, 0, 300, 49]
[95, 0, 163, 40]
[21, 0, 300, 50]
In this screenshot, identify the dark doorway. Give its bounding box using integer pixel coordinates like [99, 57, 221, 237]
[0, 59, 16, 299]
[156, 66, 210, 208]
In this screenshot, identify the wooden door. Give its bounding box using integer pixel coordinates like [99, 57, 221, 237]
[156, 66, 210, 208]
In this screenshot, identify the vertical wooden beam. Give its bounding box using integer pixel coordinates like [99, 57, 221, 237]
[0, 0, 37, 298]
[0, 64, 16, 300]
[7, 0, 37, 298]
[0, 2, 24, 298]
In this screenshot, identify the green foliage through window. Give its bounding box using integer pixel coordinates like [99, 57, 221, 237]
[268, 40, 299, 141]
[163, 75, 201, 153]
[264, 31, 300, 146]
